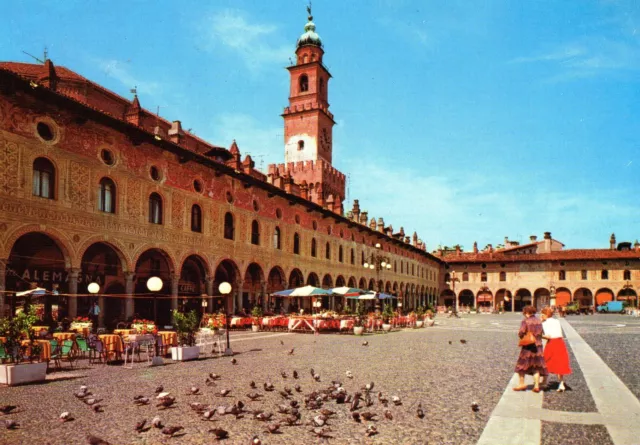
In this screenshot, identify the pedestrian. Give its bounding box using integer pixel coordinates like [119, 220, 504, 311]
[513, 305, 548, 392]
[89, 301, 100, 331]
[540, 307, 571, 392]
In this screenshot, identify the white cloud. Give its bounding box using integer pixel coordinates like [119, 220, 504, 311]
[98, 59, 160, 95]
[203, 9, 292, 71]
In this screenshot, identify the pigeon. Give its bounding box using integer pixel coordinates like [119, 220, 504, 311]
[59, 412, 74, 422]
[365, 424, 378, 437]
[471, 402, 480, 412]
[287, 348, 295, 355]
[156, 392, 171, 399]
[392, 395, 402, 406]
[188, 386, 201, 395]
[209, 373, 221, 380]
[310, 426, 333, 438]
[281, 371, 287, 379]
[133, 397, 150, 406]
[92, 404, 104, 413]
[205, 378, 217, 387]
[312, 415, 326, 427]
[86, 435, 111, 445]
[218, 389, 231, 397]
[264, 423, 281, 434]
[365, 382, 375, 392]
[361, 412, 377, 421]
[255, 412, 273, 421]
[448, 340, 452, 345]
[79, 385, 88, 391]
[346, 370, 354, 379]
[84, 398, 98, 406]
[362, 341, 369, 346]
[384, 409, 393, 420]
[231, 358, 237, 365]
[247, 392, 262, 401]
[203, 410, 215, 420]
[364, 392, 373, 407]
[284, 386, 292, 395]
[4, 419, 18, 429]
[313, 373, 321, 382]
[134, 419, 147, 432]
[152, 416, 163, 428]
[279, 390, 290, 399]
[74, 391, 90, 399]
[250, 381, 257, 389]
[209, 428, 229, 440]
[292, 370, 298, 379]
[294, 384, 302, 393]
[350, 397, 360, 412]
[417, 403, 425, 419]
[377, 392, 388, 405]
[460, 339, 467, 344]
[189, 402, 207, 413]
[155, 385, 164, 394]
[264, 382, 274, 392]
[320, 408, 335, 417]
[251, 435, 262, 445]
[156, 396, 176, 409]
[162, 426, 184, 437]
[352, 412, 361, 422]
[310, 368, 315, 376]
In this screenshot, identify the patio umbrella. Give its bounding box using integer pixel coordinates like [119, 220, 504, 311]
[289, 285, 332, 297]
[16, 287, 48, 297]
[331, 287, 365, 297]
[271, 288, 295, 297]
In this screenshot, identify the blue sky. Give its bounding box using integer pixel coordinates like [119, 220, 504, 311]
[3, 0, 640, 250]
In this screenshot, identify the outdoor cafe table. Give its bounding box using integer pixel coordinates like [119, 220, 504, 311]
[0, 337, 51, 361]
[30, 325, 49, 334]
[53, 332, 77, 342]
[113, 329, 136, 336]
[70, 322, 92, 337]
[287, 317, 340, 333]
[157, 331, 178, 347]
[230, 317, 252, 328]
[99, 334, 123, 359]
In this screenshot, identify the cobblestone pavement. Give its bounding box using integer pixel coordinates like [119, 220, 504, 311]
[1, 314, 639, 445]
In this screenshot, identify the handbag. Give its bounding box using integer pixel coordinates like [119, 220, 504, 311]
[518, 331, 536, 347]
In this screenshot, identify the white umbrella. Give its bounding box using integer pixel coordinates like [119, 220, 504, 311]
[16, 287, 47, 297]
[288, 285, 332, 297]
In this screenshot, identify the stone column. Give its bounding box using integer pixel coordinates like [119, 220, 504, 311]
[67, 268, 80, 319]
[473, 293, 477, 310]
[511, 292, 515, 312]
[0, 260, 6, 317]
[261, 281, 268, 311]
[124, 272, 135, 319]
[235, 281, 243, 314]
[171, 274, 179, 312]
[205, 276, 214, 312]
[98, 295, 105, 328]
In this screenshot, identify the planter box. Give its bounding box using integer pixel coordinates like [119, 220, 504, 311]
[353, 326, 364, 336]
[251, 325, 260, 332]
[170, 346, 200, 361]
[382, 323, 392, 332]
[426, 319, 435, 327]
[0, 362, 48, 386]
[415, 321, 424, 328]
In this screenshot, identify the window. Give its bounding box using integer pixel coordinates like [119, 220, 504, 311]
[100, 149, 114, 165]
[193, 179, 202, 193]
[581, 270, 587, 280]
[224, 212, 234, 240]
[190, 204, 202, 232]
[250, 220, 260, 245]
[98, 177, 115, 213]
[293, 233, 300, 254]
[462, 272, 469, 282]
[350, 248, 355, 265]
[412, 264, 415, 276]
[149, 193, 162, 224]
[401, 262, 404, 274]
[339, 246, 343, 263]
[37, 122, 54, 141]
[624, 270, 631, 280]
[444, 273, 450, 283]
[32, 157, 55, 199]
[299, 74, 309, 92]
[150, 166, 161, 181]
[298, 140, 304, 151]
[273, 227, 281, 250]
[361, 252, 365, 265]
[499, 271, 506, 282]
[394, 261, 397, 272]
[319, 77, 324, 95]
[601, 270, 608, 280]
[559, 270, 566, 281]
[325, 242, 331, 260]
[480, 272, 487, 282]
[311, 238, 317, 257]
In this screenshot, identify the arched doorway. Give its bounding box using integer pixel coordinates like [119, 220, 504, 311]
[179, 255, 208, 319]
[320, 274, 333, 308]
[81, 242, 125, 329]
[554, 287, 571, 308]
[307, 272, 320, 287]
[359, 277, 367, 289]
[335, 275, 346, 287]
[495, 289, 511, 311]
[347, 276, 357, 288]
[574, 288, 593, 307]
[243, 263, 265, 311]
[458, 289, 474, 309]
[617, 287, 637, 307]
[288, 268, 304, 288]
[533, 288, 550, 311]
[368, 278, 375, 291]
[440, 289, 455, 308]
[213, 259, 240, 314]
[267, 266, 286, 312]
[595, 288, 614, 305]
[134, 249, 173, 326]
[514, 289, 532, 312]
[477, 288, 493, 311]
[7, 232, 70, 322]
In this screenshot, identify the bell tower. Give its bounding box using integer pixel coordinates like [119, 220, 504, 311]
[269, 5, 345, 214]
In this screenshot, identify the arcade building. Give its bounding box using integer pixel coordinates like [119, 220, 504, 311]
[0, 10, 440, 328]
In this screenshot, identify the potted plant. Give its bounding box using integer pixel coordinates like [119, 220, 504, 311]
[353, 301, 365, 336]
[381, 303, 394, 332]
[251, 306, 263, 332]
[415, 306, 425, 328]
[170, 310, 200, 361]
[425, 308, 435, 327]
[0, 307, 48, 386]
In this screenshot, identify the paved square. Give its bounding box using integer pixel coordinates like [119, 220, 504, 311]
[1, 314, 639, 444]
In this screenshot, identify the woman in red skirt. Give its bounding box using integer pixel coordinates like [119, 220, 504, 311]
[541, 307, 571, 392]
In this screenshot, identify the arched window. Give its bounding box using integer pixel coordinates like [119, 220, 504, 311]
[361, 251, 365, 265]
[149, 193, 162, 224]
[581, 270, 588, 280]
[350, 248, 355, 265]
[32, 157, 55, 199]
[224, 212, 234, 240]
[251, 220, 260, 245]
[444, 273, 450, 282]
[273, 226, 281, 250]
[559, 270, 566, 281]
[293, 233, 300, 254]
[98, 177, 115, 213]
[190, 204, 202, 232]
[311, 238, 317, 257]
[298, 140, 304, 151]
[601, 270, 609, 280]
[319, 77, 324, 95]
[394, 261, 397, 272]
[499, 271, 506, 282]
[624, 270, 631, 280]
[412, 264, 415, 276]
[299, 74, 309, 92]
[401, 262, 404, 274]
[480, 272, 487, 282]
[462, 272, 469, 282]
[339, 246, 343, 263]
[325, 242, 331, 260]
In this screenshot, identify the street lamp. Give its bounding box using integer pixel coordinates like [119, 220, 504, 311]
[146, 277, 164, 366]
[219, 282, 233, 356]
[450, 270, 460, 315]
[87, 282, 100, 295]
[397, 300, 403, 316]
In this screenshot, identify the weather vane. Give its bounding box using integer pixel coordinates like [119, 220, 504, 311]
[307, 1, 312, 19]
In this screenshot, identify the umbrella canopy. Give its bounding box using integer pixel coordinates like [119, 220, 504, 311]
[331, 286, 364, 297]
[272, 285, 331, 297]
[16, 287, 47, 297]
[358, 291, 396, 300]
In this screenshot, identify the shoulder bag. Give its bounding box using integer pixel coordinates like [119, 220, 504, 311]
[518, 330, 536, 347]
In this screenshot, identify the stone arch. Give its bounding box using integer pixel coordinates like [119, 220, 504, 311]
[378, 280, 384, 292]
[368, 278, 375, 291]
[306, 271, 320, 287]
[3, 225, 74, 268]
[440, 289, 455, 307]
[554, 287, 572, 307]
[177, 251, 212, 277]
[533, 287, 550, 311]
[358, 277, 367, 289]
[134, 247, 175, 324]
[458, 289, 474, 307]
[595, 287, 614, 305]
[178, 254, 209, 315]
[573, 287, 592, 306]
[288, 268, 304, 288]
[335, 275, 346, 287]
[243, 262, 265, 308]
[514, 288, 532, 311]
[267, 266, 286, 293]
[616, 287, 637, 305]
[347, 276, 357, 288]
[322, 274, 333, 289]
[385, 281, 391, 293]
[132, 244, 177, 274]
[477, 287, 493, 308]
[76, 235, 132, 272]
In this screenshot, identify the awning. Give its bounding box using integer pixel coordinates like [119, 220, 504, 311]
[330, 286, 365, 297]
[271, 285, 331, 297]
[16, 287, 48, 297]
[477, 294, 492, 302]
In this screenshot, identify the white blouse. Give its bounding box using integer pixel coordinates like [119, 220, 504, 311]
[542, 318, 563, 339]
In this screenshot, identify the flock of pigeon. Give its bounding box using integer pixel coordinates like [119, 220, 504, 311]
[1, 338, 479, 443]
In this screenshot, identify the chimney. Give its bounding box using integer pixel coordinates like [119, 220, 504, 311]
[504, 236, 509, 247]
[543, 231, 552, 252]
[635, 240, 640, 252]
[530, 235, 537, 242]
[473, 241, 478, 253]
[610, 233, 616, 250]
[455, 245, 461, 256]
[168, 120, 185, 144]
[377, 217, 385, 233]
[487, 244, 493, 253]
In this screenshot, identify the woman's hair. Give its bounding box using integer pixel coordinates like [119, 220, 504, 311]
[541, 307, 554, 317]
[522, 305, 537, 315]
